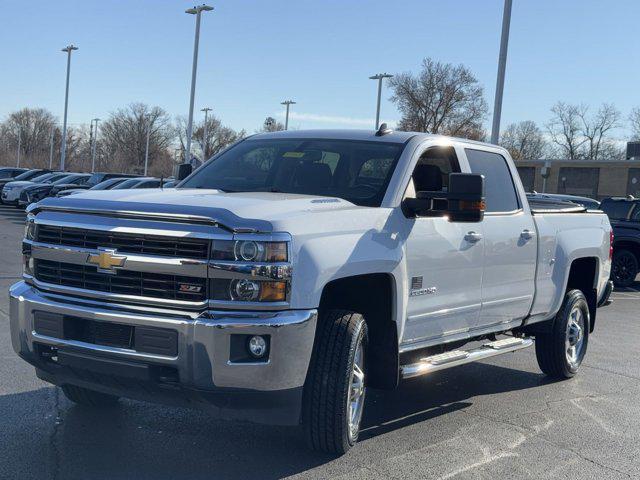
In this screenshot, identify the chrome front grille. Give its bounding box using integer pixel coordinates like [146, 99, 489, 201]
[34, 259, 207, 302]
[36, 224, 210, 260]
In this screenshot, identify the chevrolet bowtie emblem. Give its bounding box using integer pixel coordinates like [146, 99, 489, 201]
[87, 248, 127, 274]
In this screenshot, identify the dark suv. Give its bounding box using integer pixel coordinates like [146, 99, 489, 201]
[600, 197, 640, 287]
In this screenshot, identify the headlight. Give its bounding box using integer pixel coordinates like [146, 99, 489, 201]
[210, 239, 290, 303]
[211, 240, 288, 262]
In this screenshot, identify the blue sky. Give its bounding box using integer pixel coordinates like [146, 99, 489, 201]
[1, 0, 639, 137]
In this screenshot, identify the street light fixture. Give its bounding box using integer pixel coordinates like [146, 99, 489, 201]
[369, 73, 393, 130]
[60, 44, 78, 171]
[15, 127, 21, 168]
[281, 100, 296, 130]
[490, 0, 513, 145]
[144, 115, 152, 176]
[184, 4, 214, 164]
[201, 107, 212, 158]
[91, 118, 100, 172]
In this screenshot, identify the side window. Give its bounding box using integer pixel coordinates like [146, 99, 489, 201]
[465, 149, 520, 213]
[405, 146, 460, 199]
[603, 200, 633, 220]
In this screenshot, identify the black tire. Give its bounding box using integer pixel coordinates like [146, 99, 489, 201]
[535, 289, 589, 379]
[303, 309, 368, 455]
[61, 384, 120, 407]
[611, 249, 638, 288]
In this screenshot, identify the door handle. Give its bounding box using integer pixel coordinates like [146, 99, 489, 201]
[520, 229, 534, 240]
[464, 231, 482, 243]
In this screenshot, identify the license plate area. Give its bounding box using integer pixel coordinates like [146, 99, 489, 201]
[33, 311, 178, 357]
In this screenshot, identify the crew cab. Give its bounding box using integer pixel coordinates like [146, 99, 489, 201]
[10, 128, 612, 454]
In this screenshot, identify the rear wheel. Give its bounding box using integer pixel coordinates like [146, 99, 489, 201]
[61, 384, 120, 407]
[303, 309, 368, 455]
[535, 289, 589, 379]
[611, 249, 638, 288]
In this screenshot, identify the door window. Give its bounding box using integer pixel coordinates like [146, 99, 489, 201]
[466, 149, 520, 213]
[404, 146, 461, 199]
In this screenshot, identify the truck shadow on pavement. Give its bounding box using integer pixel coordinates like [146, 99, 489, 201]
[0, 362, 550, 480]
[0, 204, 26, 226]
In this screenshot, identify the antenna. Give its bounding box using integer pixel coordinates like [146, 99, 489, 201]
[375, 123, 393, 136]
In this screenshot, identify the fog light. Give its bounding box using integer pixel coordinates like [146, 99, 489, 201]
[247, 335, 268, 358]
[230, 279, 260, 301]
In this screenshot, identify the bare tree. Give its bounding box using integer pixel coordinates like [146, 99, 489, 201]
[547, 102, 621, 160]
[578, 103, 621, 160]
[389, 58, 488, 140]
[0, 108, 61, 168]
[629, 107, 640, 141]
[176, 114, 245, 161]
[259, 117, 285, 133]
[546, 102, 588, 159]
[500, 120, 546, 160]
[100, 103, 174, 174]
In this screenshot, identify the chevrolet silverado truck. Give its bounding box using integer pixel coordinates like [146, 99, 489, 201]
[10, 128, 613, 454]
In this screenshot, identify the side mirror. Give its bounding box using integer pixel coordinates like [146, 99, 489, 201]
[403, 173, 485, 223]
[176, 163, 193, 181]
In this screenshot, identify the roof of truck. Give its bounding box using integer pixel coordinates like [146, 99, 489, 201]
[249, 129, 499, 149]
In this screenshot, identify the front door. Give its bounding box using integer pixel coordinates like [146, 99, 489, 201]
[402, 146, 484, 344]
[464, 148, 537, 328]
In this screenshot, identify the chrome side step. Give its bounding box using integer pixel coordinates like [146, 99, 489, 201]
[400, 337, 533, 379]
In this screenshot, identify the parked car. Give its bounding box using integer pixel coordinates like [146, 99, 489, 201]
[527, 192, 600, 210]
[0, 167, 28, 181]
[56, 177, 130, 198]
[111, 177, 164, 189]
[17, 173, 91, 208]
[0, 168, 56, 194]
[600, 196, 640, 287]
[1, 172, 69, 206]
[12, 129, 612, 454]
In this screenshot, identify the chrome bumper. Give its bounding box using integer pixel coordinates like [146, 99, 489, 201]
[10, 282, 317, 423]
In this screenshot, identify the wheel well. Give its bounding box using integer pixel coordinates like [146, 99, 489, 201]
[319, 273, 398, 389]
[566, 257, 598, 332]
[613, 240, 640, 262]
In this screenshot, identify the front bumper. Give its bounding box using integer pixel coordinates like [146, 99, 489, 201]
[2, 189, 22, 203]
[10, 281, 317, 425]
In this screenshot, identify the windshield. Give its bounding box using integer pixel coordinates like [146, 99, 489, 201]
[113, 178, 151, 189]
[12, 170, 43, 181]
[52, 174, 84, 185]
[91, 178, 126, 190]
[179, 138, 405, 207]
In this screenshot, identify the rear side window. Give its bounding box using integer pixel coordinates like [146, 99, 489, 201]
[465, 149, 520, 213]
[601, 200, 633, 220]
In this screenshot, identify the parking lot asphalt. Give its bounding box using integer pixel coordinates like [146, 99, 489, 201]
[1, 202, 639, 480]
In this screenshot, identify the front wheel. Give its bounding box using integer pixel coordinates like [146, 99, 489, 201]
[535, 289, 589, 379]
[611, 249, 638, 288]
[303, 309, 368, 455]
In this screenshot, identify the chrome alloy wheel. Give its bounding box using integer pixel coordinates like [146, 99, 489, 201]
[566, 306, 586, 368]
[347, 342, 365, 442]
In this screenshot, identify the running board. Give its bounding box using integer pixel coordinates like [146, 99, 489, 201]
[400, 337, 534, 379]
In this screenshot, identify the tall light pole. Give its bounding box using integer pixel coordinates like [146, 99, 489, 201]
[281, 100, 296, 130]
[91, 118, 100, 172]
[184, 5, 213, 164]
[369, 73, 393, 130]
[201, 107, 212, 158]
[490, 0, 513, 145]
[60, 44, 78, 171]
[15, 127, 21, 167]
[144, 115, 152, 176]
[48, 127, 55, 169]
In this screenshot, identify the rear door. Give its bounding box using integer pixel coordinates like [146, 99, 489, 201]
[464, 148, 537, 328]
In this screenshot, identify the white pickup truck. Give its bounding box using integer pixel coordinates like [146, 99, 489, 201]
[10, 127, 613, 454]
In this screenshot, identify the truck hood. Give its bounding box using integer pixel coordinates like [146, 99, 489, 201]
[4, 181, 36, 189]
[32, 188, 370, 233]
